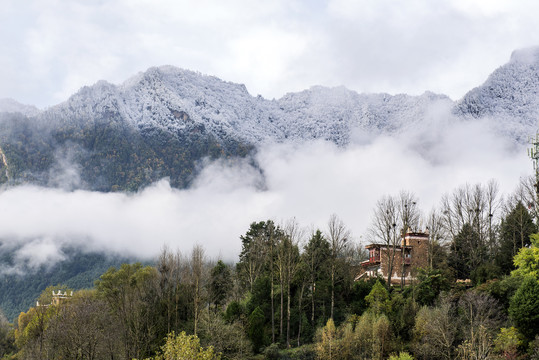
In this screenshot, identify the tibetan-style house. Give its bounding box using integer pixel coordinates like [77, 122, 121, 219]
[357, 228, 429, 286]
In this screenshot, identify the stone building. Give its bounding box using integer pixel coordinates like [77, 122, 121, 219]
[357, 228, 429, 286]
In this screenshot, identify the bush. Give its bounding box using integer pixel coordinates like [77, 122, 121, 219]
[263, 343, 282, 360]
[389, 352, 414, 360]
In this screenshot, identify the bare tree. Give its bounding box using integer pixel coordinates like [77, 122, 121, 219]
[513, 175, 539, 221]
[440, 181, 501, 263]
[398, 190, 421, 231]
[424, 209, 447, 268]
[369, 195, 399, 288]
[156, 245, 184, 334]
[45, 291, 124, 360]
[326, 214, 351, 320]
[190, 244, 207, 336]
[369, 192, 422, 287]
[413, 295, 458, 360]
[485, 180, 501, 257]
[457, 291, 504, 360]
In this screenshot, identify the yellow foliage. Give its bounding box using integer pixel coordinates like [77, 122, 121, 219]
[316, 318, 338, 360]
[151, 331, 220, 360]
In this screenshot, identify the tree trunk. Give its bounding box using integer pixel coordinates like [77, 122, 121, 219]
[270, 239, 275, 343]
[311, 280, 315, 324]
[330, 262, 335, 320]
[286, 279, 291, 348]
[297, 282, 305, 347]
[280, 277, 284, 342]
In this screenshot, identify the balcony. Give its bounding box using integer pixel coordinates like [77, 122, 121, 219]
[361, 257, 381, 267]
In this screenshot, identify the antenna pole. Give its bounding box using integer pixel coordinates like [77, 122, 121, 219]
[528, 132, 539, 220]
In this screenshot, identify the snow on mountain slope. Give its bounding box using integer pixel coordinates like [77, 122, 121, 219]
[18, 45, 539, 150]
[118, 66, 286, 143]
[117, 68, 454, 146]
[455, 46, 539, 142]
[278, 87, 452, 145]
[37, 66, 454, 147]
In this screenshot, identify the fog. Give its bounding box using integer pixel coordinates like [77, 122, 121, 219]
[0, 110, 531, 273]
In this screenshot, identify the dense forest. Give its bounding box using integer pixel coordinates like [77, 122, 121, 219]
[0, 110, 253, 191]
[1, 177, 539, 360]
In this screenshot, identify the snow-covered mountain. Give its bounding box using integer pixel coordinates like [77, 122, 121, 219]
[1, 47, 539, 190]
[38, 65, 453, 147]
[455, 47, 539, 142]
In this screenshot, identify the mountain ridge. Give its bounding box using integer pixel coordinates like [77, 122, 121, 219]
[0, 47, 538, 191]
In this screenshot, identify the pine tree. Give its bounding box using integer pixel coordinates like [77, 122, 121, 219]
[496, 202, 536, 274]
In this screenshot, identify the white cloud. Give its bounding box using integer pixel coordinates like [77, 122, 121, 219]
[0, 237, 66, 275]
[0, 108, 530, 271]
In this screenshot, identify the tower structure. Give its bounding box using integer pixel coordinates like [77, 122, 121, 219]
[528, 132, 539, 221]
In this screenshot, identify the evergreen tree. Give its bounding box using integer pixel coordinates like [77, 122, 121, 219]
[247, 306, 266, 353]
[236, 221, 278, 293]
[303, 230, 331, 327]
[237, 220, 283, 342]
[414, 268, 451, 306]
[449, 223, 485, 280]
[365, 280, 390, 315]
[209, 260, 232, 311]
[496, 202, 536, 274]
[509, 276, 539, 341]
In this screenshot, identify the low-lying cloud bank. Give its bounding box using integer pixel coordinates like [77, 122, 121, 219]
[0, 112, 531, 274]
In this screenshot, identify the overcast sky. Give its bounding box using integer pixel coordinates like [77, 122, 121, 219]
[2, 0, 539, 108]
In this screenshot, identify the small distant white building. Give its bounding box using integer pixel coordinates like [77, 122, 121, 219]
[36, 290, 73, 307]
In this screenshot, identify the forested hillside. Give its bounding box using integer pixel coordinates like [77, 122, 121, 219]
[0, 250, 133, 322]
[0, 108, 252, 191]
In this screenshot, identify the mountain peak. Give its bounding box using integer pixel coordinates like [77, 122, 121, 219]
[455, 46, 539, 141]
[510, 46, 539, 65]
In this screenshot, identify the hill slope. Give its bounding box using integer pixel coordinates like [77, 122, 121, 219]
[0, 248, 133, 322]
